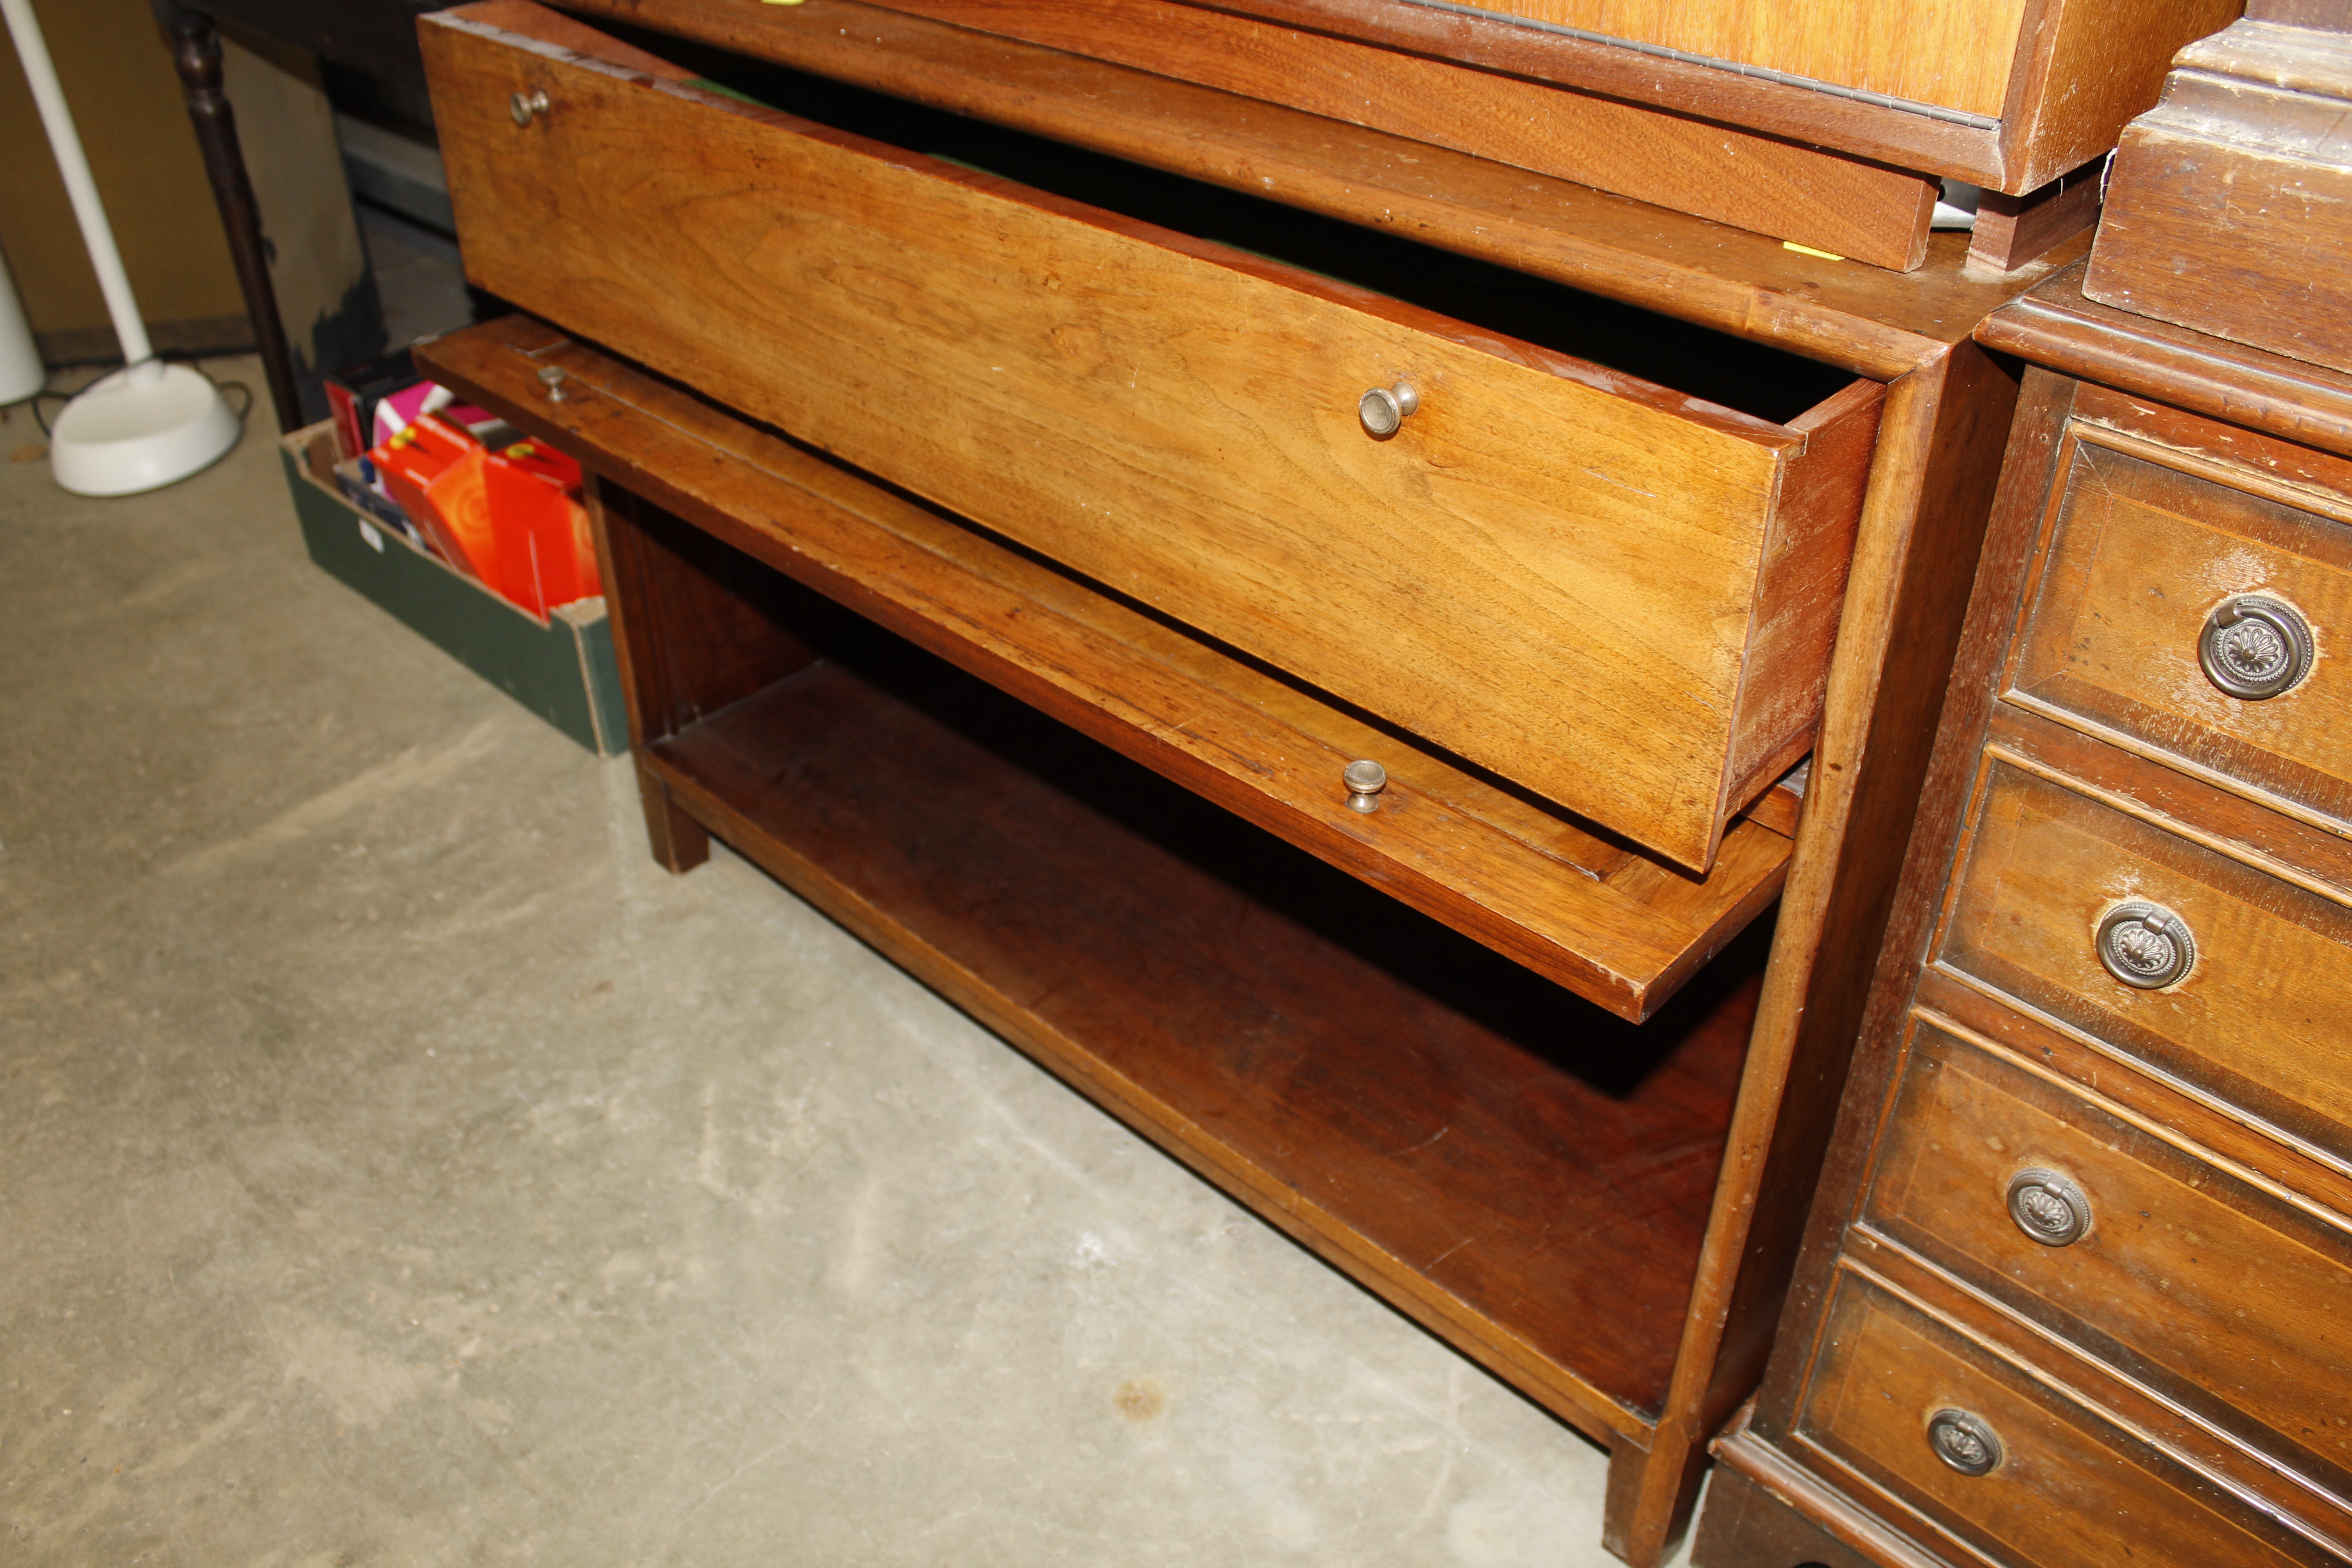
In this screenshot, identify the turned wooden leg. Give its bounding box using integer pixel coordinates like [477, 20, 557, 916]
[161, 4, 304, 432]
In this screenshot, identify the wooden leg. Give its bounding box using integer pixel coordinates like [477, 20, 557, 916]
[1603, 1438, 1710, 1568]
[1967, 155, 2106, 273]
[162, 5, 304, 433]
[637, 761, 710, 874]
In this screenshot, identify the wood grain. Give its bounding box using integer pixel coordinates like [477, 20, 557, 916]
[418, 315, 1796, 1020]
[553, 0, 2082, 377]
[1937, 755, 2352, 1165]
[838, 0, 1938, 269]
[2086, 19, 2352, 374]
[425, 6, 1878, 871]
[1981, 262, 2352, 460]
[642, 634, 1768, 1445]
[1453, 0, 2032, 118]
[1868, 1016, 2352, 1498]
[2005, 424, 2352, 842]
[1797, 1271, 2318, 1568]
[1966, 155, 2104, 273]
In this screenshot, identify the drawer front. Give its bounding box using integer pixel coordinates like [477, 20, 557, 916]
[420, 5, 1881, 872]
[1798, 1272, 2312, 1568]
[1867, 1014, 2352, 1487]
[1938, 755, 2352, 1162]
[2007, 428, 2352, 837]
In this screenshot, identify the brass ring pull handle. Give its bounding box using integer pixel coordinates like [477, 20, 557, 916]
[2096, 900, 2196, 990]
[511, 89, 551, 127]
[2006, 1168, 2090, 1246]
[2200, 593, 2313, 699]
[1927, 1410, 2002, 1476]
[1358, 382, 1419, 438]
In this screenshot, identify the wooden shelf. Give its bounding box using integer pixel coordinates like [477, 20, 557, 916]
[646, 633, 1764, 1440]
[421, 315, 1794, 1022]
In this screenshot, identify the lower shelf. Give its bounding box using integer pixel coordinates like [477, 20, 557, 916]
[647, 632, 1764, 1443]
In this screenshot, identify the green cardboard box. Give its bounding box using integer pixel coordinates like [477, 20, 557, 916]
[279, 422, 629, 756]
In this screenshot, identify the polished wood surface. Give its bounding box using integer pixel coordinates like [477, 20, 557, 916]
[2007, 408, 2352, 838]
[1937, 754, 2352, 1163]
[592, 480, 1769, 1447]
[427, 4, 1881, 871]
[823, 0, 1937, 268]
[555, 0, 2085, 376]
[418, 316, 1795, 1020]
[2087, 17, 2352, 373]
[1867, 1015, 2352, 1492]
[1796, 1273, 2314, 1568]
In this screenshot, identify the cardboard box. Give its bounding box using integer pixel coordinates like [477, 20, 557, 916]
[279, 421, 630, 757]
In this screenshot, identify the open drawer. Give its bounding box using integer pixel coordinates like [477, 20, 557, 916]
[420, 0, 1882, 873]
[419, 316, 1800, 1022]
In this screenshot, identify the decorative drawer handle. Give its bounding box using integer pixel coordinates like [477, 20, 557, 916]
[2200, 593, 2313, 700]
[2006, 1167, 2090, 1246]
[1927, 1409, 2003, 1476]
[2096, 900, 2196, 990]
[1358, 381, 1419, 438]
[511, 89, 551, 127]
[1342, 759, 1388, 813]
[539, 365, 570, 403]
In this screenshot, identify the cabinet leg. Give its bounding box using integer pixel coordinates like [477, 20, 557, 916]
[1603, 1437, 1709, 1568]
[636, 762, 709, 874]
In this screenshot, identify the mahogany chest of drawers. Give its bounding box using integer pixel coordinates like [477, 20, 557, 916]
[1694, 265, 2352, 1568]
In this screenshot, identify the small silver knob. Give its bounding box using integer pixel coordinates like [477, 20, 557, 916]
[1358, 382, 1419, 438]
[539, 364, 569, 403]
[511, 89, 551, 127]
[2006, 1168, 2090, 1247]
[2200, 594, 2313, 700]
[1927, 1410, 2002, 1476]
[2095, 900, 2195, 990]
[1343, 759, 1387, 813]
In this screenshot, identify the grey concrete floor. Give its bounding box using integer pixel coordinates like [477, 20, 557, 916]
[0, 365, 1698, 1566]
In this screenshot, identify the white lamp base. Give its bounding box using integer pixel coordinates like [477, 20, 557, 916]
[50, 359, 241, 497]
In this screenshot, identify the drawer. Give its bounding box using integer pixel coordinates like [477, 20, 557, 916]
[1938, 755, 2352, 1164]
[419, 2, 1884, 873]
[1866, 1013, 2352, 1490]
[2006, 424, 2352, 837]
[1797, 1271, 2316, 1568]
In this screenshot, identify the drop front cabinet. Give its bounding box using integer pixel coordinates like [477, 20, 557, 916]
[406, 1, 2135, 1560]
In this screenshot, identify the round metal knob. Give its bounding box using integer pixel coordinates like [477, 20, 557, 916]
[1358, 382, 1419, 438]
[538, 364, 570, 403]
[2200, 593, 2313, 700]
[511, 89, 551, 127]
[2095, 900, 2195, 990]
[1927, 1410, 2002, 1476]
[1343, 759, 1388, 813]
[2006, 1168, 2090, 1247]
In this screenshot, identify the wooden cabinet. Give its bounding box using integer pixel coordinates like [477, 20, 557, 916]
[1693, 265, 2352, 1568]
[410, 2, 2095, 1561]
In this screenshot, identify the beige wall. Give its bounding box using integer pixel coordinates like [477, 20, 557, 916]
[0, 0, 248, 345]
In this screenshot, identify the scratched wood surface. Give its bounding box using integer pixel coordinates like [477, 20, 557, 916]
[1794, 1272, 2318, 1568]
[2088, 18, 2352, 375]
[2007, 421, 2352, 840]
[424, 4, 1882, 870]
[1867, 1016, 2352, 1501]
[417, 315, 1798, 1020]
[1936, 754, 2352, 1171]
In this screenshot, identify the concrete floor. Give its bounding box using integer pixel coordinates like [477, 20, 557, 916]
[0, 366, 1699, 1567]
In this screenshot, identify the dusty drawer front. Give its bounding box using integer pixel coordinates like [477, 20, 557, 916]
[419, 3, 1882, 873]
[1866, 1016, 2352, 1490]
[1936, 756, 2352, 1165]
[2008, 426, 2352, 836]
[1796, 1272, 2314, 1568]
